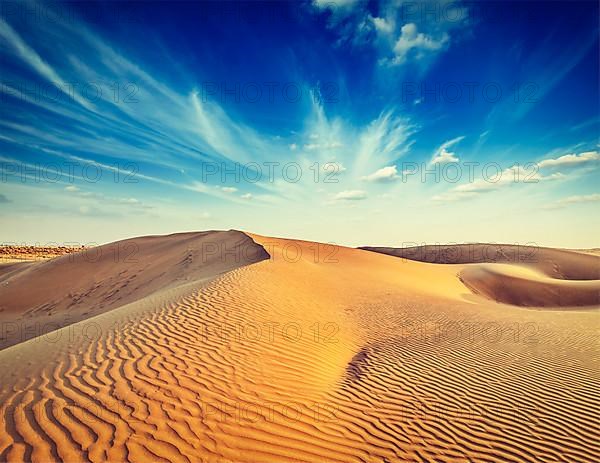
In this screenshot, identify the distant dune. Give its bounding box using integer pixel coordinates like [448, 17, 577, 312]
[0, 245, 84, 263]
[0, 233, 598, 462]
[361, 244, 600, 308]
[359, 243, 600, 278]
[571, 248, 600, 256]
[0, 230, 268, 350]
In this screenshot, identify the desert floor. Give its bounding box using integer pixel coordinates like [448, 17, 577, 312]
[0, 246, 84, 264]
[0, 231, 598, 463]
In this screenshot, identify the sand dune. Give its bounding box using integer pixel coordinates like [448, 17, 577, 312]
[0, 230, 268, 350]
[0, 233, 598, 462]
[360, 243, 600, 279]
[362, 244, 600, 308]
[460, 264, 600, 307]
[571, 248, 600, 256]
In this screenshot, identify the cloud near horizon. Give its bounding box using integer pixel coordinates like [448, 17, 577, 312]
[333, 190, 368, 201]
[546, 193, 600, 209]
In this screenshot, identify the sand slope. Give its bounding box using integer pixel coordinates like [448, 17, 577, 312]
[362, 244, 600, 307]
[360, 244, 600, 279]
[0, 233, 598, 462]
[0, 230, 268, 350]
[460, 264, 600, 307]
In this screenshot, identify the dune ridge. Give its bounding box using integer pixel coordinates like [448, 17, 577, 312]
[0, 230, 269, 350]
[361, 244, 600, 308]
[459, 264, 600, 308]
[0, 233, 597, 462]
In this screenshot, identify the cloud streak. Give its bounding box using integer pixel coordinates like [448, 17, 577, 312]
[546, 193, 600, 209]
[362, 165, 400, 182]
[537, 151, 599, 169]
[333, 190, 367, 201]
[430, 136, 464, 165]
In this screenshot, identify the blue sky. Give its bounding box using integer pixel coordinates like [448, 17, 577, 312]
[0, 0, 599, 247]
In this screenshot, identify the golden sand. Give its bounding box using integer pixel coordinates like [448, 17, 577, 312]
[0, 233, 598, 462]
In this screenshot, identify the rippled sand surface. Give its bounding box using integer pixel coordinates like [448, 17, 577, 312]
[0, 233, 598, 462]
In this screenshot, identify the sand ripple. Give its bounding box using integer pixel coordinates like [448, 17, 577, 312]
[0, 234, 598, 462]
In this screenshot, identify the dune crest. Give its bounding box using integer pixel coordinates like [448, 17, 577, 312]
[360, 243, 600, 279]
[0, 230, 269, 350]
[459, 264, 600, 308]
[362, 244, 600, 308]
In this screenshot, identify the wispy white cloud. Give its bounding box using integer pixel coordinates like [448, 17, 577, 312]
[371, 16, 394, 35]
[60, 183, 152, 211]
[546, 193, 600, 209]
[304, 141, 343, 151]
[312, 0, 360, 14]
[354, 111, 414, 174]
[312, 0, 372, 47]
[389, 23, 449, 65]
[311, 0, 468, 67]
[362, 165, 399, 182]
[432, 166, 564, 202]
[537, 151, 599, 169]
[430, 136, 464, 165]
[0, 18, 93, 110]
[484, 29, 599, 125]
[0, 8, 297, 205]
[570, 117, 599, 132]
[333, 190, 367, 201]
[556, 193, 600, 206]
[432, 148, 598, 203]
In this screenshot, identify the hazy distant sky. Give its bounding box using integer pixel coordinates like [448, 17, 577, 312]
[1, 0, 599, 247]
